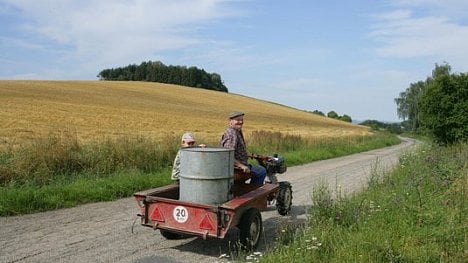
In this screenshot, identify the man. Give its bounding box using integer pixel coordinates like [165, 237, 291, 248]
[220, 111, 266, 185]
[171, 132, 196, 182]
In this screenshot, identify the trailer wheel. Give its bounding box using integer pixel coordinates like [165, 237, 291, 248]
[238, 208, 262, 250]
[159, 229, 186, 240]
[276, 181, 292, 215]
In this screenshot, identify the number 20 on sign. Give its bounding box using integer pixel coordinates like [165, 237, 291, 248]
[173, 206, 188, 223]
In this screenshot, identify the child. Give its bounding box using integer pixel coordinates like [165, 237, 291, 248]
[171, 132, 197, 183]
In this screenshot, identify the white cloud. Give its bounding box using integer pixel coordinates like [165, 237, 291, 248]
[2, 0, 241, 76]
[370, 10, 468, 59]
[391, 0, 468, 17]
[368, 2, 468, 70]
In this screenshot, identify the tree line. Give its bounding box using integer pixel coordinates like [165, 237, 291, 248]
[395, 63, 467, 144]
[97, 60, 228, 92]
[309, 110, 352, 123]
[359, 120, 404, 134]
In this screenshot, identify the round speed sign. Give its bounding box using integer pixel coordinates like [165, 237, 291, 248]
[173, 206, 188, 223]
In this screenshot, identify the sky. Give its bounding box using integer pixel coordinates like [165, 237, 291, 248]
[1, 1, 468, 122]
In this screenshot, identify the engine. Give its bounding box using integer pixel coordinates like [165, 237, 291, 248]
[265, 154, 287, 175]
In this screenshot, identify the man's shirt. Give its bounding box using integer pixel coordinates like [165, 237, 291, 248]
[220, 127, 248, 165]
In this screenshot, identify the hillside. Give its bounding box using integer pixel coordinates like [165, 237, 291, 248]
[0, 80, 370, 145]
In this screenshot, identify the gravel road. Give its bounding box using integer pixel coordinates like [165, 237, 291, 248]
[0, 137, 417, 263]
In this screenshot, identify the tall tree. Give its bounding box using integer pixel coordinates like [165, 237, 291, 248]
[394, 80, 425, 132]
[419, 65, 468, 144]
[396, 62, 467, 144]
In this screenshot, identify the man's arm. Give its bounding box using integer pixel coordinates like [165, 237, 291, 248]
[221, 128, 250, 173]
[234, 159, 250, 173]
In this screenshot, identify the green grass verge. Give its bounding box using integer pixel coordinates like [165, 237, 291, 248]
[0, 131, 400, 216]
[259, 143, 467, 262]
[0, 168, 171, 216]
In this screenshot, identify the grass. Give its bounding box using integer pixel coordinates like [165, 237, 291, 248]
[249, 130, 400, 166]
[0, 169, 171, 215]
[258, 143, 467, 262]
[0, 131, 399, 216]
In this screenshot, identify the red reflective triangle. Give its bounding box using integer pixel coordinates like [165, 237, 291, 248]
[199, 214, 214, 230]
[150, 206, 165, 222]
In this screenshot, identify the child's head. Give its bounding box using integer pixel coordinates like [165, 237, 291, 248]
[181, 132, 195, 147]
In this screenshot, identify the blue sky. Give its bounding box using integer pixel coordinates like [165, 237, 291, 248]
[1, 1, 468, 122]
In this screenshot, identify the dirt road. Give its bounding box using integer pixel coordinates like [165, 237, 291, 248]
[0, 137, 417, 263]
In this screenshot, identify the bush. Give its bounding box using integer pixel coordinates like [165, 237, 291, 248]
[419, 71, 468, 144]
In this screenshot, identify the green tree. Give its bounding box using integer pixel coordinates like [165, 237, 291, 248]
[419, 66, 468, 144]
[97, 60, 228, 92]
[394, 80, 425, 132]
[311, 110, 325, 116]
[327, 111, 338, 119]
[340, 114, 352, 123]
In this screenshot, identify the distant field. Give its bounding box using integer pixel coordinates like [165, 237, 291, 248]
[0, 80, 370, 145]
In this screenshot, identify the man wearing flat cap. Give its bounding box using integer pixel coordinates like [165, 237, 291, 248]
[220, 111, 266, 185]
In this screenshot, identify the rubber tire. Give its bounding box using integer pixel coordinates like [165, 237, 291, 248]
[276, 181, 292, 215]
[238, 208, 263, 250]
[159, 229, 187, 240]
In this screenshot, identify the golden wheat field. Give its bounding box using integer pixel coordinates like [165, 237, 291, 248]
[0, 80, 370, 145]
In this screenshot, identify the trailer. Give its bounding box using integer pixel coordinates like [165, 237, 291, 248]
[134, 149, 292, 249]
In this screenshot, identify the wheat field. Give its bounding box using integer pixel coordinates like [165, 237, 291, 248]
[0, 80, 370, 145]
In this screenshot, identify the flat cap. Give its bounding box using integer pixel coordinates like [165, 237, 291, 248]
[228, 111, 245, 119]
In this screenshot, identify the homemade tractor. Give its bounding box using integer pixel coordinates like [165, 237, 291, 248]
[134, 147, 292, 249]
